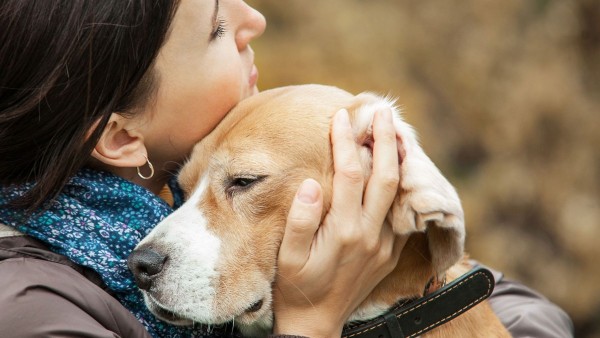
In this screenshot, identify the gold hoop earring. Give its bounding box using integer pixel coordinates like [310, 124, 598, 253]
[137, 155, 154, 180]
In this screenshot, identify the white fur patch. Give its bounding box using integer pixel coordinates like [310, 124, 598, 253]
[353, 95, 400, 134]
[138, 175, 223, 322]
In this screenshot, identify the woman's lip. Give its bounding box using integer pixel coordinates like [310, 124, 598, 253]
[249, 64, 259, 87]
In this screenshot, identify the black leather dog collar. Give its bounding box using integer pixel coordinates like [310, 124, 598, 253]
[341, 267, 495, 338]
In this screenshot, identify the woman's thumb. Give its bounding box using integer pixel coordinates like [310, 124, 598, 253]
[278, 179, 323, 270]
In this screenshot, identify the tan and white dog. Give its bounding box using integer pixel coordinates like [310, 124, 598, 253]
[129, 85, 509, 337]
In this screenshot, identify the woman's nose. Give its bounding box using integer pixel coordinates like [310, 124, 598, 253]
[236, 4, 266, 51]
[127, 248, 167, 290]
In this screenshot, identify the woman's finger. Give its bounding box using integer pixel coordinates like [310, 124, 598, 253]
[279, 179, 323, 271]
[363, 107, 399, 230]
[329, 109, 364, 221]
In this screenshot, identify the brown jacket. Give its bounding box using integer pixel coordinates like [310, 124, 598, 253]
[0, 234, 151, 338]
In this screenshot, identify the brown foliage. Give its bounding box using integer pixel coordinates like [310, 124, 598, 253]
[249, 0, 600, 336]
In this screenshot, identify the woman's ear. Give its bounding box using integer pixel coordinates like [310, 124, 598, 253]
[91, 113, 147, 168]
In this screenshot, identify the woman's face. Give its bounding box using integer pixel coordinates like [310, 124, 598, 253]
[136, 0, 266, 168]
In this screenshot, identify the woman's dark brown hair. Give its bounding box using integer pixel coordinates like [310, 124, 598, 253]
[0, 0, 180, 211]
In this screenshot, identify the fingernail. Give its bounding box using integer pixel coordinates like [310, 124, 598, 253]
[335, 109, 351, 127]
[297, 179, 320, 204]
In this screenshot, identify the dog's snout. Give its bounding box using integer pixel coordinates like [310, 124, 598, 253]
[127, 248, 167, 290]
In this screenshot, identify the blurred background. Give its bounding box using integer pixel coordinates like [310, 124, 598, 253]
[248, 0, 599, 337]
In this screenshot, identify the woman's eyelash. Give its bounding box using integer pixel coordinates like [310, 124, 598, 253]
[212, 18, 227, 39]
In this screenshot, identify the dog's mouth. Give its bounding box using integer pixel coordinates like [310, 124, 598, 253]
[146, 291, 267, 327]
[145, 294, 194, 326]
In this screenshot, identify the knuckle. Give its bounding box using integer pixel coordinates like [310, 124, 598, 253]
[374, 248, 396, 271]
[338, 227, 362, 246]
[382, 255, 398, 273]
[379, 172, 400, 191]
[361, 211, 380, 229]
[340, 165, 364, 185]
[363, 238, 382, 256]
[277, 260, 300, 276]
[383, 242, 401, 270]
[287, 218, 318, 233]
[341, 226, 382, 255]
[386, 251, 401, 270]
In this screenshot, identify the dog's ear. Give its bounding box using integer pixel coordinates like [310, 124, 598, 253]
[348, 93, 465, 275]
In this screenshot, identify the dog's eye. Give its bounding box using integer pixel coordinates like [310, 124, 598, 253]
[232, 177, 255, 188]
[226, 175, 266, 197]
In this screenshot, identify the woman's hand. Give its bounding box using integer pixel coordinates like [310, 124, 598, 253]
[272, 108, 408, 337]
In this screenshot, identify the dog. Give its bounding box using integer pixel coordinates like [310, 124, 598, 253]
[128, 84, 510, 337]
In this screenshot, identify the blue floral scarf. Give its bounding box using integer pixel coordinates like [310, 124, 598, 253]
[0, 168, 238, 337]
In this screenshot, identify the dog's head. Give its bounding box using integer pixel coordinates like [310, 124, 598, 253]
[128, 84, 464, 335]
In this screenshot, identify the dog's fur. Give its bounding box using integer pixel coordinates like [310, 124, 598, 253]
[133, 85, 510, 337]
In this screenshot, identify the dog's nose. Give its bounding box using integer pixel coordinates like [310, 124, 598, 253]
[127, 248, 167, 290]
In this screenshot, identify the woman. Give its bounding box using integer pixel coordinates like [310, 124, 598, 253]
[0, 1, 573, 337]
[0, 1, 405, 337]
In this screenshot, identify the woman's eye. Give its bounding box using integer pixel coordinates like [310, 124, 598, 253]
[211, 18, 227, 40]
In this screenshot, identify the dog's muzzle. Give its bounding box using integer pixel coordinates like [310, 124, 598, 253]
[128, 248, 167, 290]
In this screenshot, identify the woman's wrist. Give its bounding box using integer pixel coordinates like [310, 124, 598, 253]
[273, 322, 342, 338]
[273, 308, 344, 338]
